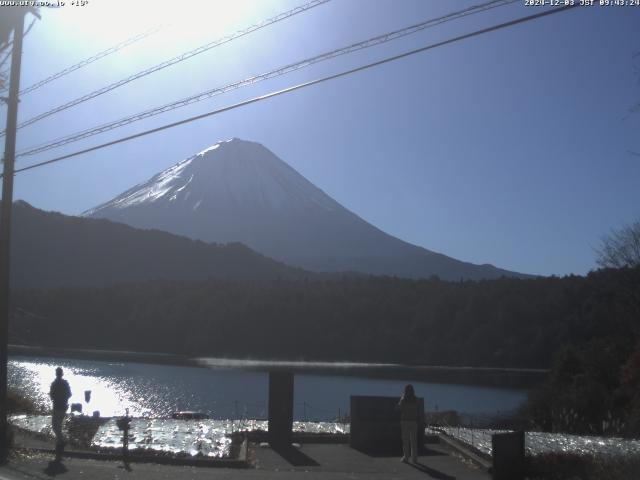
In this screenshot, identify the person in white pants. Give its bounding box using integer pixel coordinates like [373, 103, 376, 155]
[398, 384, 419, 463]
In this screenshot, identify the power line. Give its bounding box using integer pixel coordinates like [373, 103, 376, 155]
[16, 0, 517, 158]
[0, 41, 12, 55]
[0, 0, 330, 136]
[0, 18, 36, 95]
[11, 25, 163, 96]
[9, 4, 578, 177]
[0, 50, 12, 72]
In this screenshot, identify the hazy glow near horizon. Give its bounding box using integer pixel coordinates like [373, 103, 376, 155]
[51, 0, 260, 49]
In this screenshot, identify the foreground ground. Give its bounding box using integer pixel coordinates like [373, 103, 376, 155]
[0, 441, 489, 480]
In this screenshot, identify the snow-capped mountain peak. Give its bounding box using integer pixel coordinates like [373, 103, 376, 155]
[86, 138, 338, 217]
[84, 138, 527, 280]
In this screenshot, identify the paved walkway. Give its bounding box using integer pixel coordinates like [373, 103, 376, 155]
[1, 442, 489, 480]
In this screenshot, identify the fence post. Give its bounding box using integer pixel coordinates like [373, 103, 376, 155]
[471, 419, 474, 447]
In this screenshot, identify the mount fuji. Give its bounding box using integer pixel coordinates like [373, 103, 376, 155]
[84, 138, 527, 280]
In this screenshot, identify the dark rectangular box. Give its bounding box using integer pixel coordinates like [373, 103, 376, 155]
[350, 395, 424, 454]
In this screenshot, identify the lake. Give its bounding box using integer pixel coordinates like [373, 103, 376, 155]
[8, 355, 528, 420]
[10, 356, 637, 461]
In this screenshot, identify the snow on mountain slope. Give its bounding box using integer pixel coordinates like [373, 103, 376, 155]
[91, 140, 339, 214]
[84, 138, 528, 280]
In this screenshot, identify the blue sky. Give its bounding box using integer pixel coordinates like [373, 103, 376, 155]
[2, 0, 639, 277]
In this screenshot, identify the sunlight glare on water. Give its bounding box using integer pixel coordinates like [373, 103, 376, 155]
[431, 427, 640, 458]
[9, 358, 147, 417]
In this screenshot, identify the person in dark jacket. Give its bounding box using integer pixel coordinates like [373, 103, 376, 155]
[398, 384, 419, 463]
[50, 367, 72, 454]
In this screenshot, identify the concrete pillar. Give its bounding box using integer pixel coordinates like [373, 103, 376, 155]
[268, 371, 294, 446]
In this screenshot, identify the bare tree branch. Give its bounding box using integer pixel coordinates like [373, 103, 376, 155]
[596, 221, 640, 269]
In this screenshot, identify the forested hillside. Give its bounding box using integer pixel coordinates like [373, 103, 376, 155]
[10, 201, 311, 289]
[10, 267, 638, 368]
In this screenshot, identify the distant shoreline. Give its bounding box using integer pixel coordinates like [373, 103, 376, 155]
[8, 344, 198, 367]
[8, 344, 547, 389]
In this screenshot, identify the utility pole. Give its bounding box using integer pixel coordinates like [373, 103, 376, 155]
[0, 11, 26, 464]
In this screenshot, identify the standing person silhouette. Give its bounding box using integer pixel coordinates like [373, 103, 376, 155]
[50, 367, 72, 459]
[398, 384, 419, 463]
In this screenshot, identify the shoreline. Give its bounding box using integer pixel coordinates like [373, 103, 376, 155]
[9, 344, 200, 367]
[9, 344, 546, 388]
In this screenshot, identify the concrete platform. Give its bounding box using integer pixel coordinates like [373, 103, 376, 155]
[1, 441, 489, 480]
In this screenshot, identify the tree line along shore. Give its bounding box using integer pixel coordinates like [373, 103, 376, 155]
[8, 265, 640, 436]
